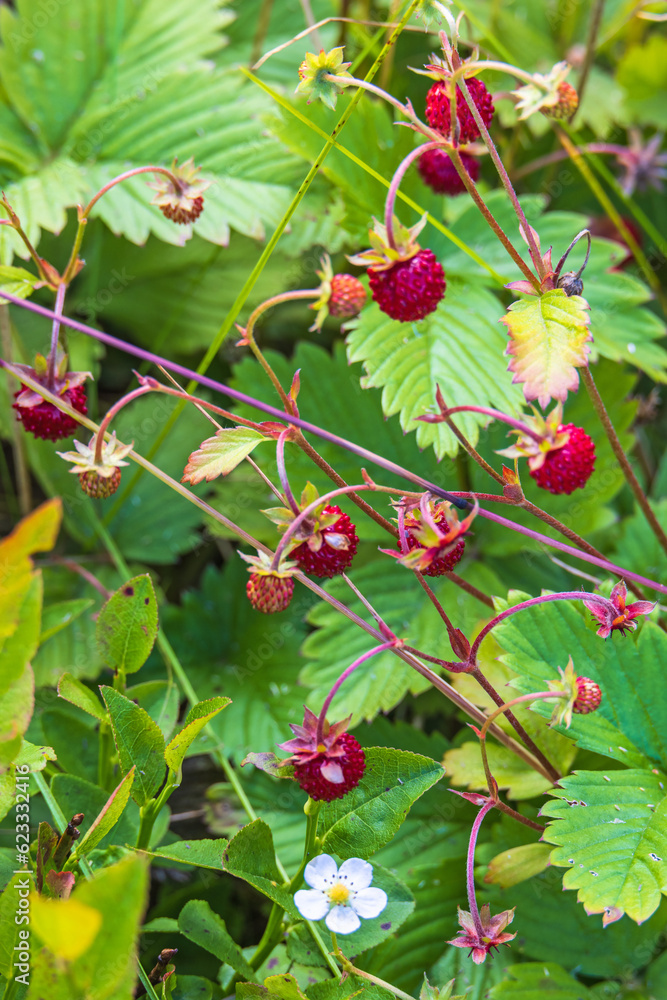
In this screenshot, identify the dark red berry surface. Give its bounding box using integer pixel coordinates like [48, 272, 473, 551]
[368, 249, 445, 322]
[13, 384, 87, 442]
[529, 424, 595, 495]
[291, 506, 358, 578]
[418, 149, 480, 195]
[425, 77, 494, 143]
[293, 733, 366, 801]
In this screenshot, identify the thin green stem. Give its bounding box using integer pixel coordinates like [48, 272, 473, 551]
[572, 0, 605, 122]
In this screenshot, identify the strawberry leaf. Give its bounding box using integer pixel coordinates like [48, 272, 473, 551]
[501, 289, 592, 408]
[541, 769, 667, 924]
[182, 427, 269, 485]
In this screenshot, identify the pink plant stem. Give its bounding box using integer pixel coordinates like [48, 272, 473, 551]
[442, 404, 543, 444]
[316, 641, 397, 742]
[469, 591, 607, 664]
[384, 142, 442, 249]
[466, 799, 496, 937]
[271, 481, 402, 570]
[46, 284, 67, 388]
[512, 144, 629, 181]
[93, 385, 154, 464]
[81, 166, 179, 218]
[456, 76, 545, 279]
[324, 75, 413, 119]
[276, 430, 300, 516]
[477, 691, 565, 795]
[3, 292, 667, 596]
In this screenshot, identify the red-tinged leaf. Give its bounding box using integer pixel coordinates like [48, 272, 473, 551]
[45, 870, 76, 900]
[501, 289, 592, 409]
[181, 427, 269, 484]
[257, 421, 289, 438]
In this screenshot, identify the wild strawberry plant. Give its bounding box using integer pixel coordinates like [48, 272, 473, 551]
[1, 1, 667, 998]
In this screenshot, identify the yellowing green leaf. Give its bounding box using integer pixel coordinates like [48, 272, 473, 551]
[484, 842, 552, 888]
[71, 768, 136, 861]
[30, 895, 102, 960]
[0, 264, 41, 299]
[57, 673, 107, 723]
[181, 427, 269, 484]
[502, 290, 592, 408]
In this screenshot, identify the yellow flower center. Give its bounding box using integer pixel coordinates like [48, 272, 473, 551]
[328, 883, 350, 906]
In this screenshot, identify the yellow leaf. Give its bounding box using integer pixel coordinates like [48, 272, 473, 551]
[0, 499, 62, 642]
[502, 289, 592, 408]
[30, 894, 102, 960]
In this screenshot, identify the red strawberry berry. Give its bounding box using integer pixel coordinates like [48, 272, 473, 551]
[425, 77, 494, 143]
[418, 149, 480, 195]
[13, 384, 87, 442]
[247, 573, 295, 613]
[401, 504, 465, 576]
[329, 274, 367, 319]
[529, 424, 595, 495]
[369, 249, 445, 322]
[293, 732, 366, 802]
[573, 676, 601, 714]
[290, 505, 358, 578]
[78, 467, 122, 499]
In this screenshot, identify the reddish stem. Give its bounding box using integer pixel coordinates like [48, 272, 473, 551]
[316, 641, 397, 743]
[384, 142, 442, 249]
[466, 799, 496, 938]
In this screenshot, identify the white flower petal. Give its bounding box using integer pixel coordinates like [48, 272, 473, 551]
[294, 889, 329, 921]
[351, 887, 388, 918]
[304, 853, 338, 889]
[326, 905, 361, 934]
[338, 857, 373, 890]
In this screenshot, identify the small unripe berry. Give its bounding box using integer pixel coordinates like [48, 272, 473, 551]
[329, 274, 367, 318]
[573, 676, 602, 714]
[247, 573, 294, 613]
[78, 467, 122, 499]
[542, 81, 579, 120]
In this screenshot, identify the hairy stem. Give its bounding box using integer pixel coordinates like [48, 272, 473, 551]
[582, 365, 667, 558]
[316, 641, 396, 741]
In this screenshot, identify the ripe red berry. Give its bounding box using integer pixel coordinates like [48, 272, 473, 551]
[329, 274, 367, 319]
[418, 149, 480, 195]
[529, 424, 595, 495]
[369, 249, 445, 322]
[78, 467, 122, 499]
[401, 504, 465, 576]
[290, 505, 358, 578]
[293, 732, 366, 802]
[13, 384, 87, 442]
[573, 676, 602, 714]
[542, 81, 579, 120]
[247, 573, 295, 613]
[425, 77, 494, 143]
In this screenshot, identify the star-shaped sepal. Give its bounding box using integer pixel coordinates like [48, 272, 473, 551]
[348, 216, 427, 272]
[296, 47, 353, 110]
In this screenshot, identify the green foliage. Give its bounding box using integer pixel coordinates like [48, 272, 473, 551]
[541, 769, 667, 924]
[164, 698, 231, 774]
[488, 963, 592, 999]
[100, 686, 166, 805]
[492, 596, 667, 770]
[72, 769, 136, 860]
[96, 574, 158, 675]
[222, 819, 300, 917]
[179, 899, 255, 979]
[318, 747, 445, 859]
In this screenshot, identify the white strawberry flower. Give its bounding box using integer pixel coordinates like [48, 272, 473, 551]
[294, 854, 388, 934]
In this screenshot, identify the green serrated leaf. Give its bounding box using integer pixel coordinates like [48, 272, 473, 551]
[488, 963, 592, 999]
[57, 673, 106, 723]
[71, 769, 136, 861]
[96, 575, 158, 676]
[492, 596, 667, 770]
[541, 769, 667, 924]
[178, 899, 255, 980]
[345, 281, 525, 459]
[51, 773, 140, 851]
[222, 819, 299, 918]
[501, 290, 591, 409]
[164, 698, 230, 775]
[150, 838, 229, 871]
[318, 747, 445, 860]
[100, 686, 165, 806]
[307, 974, 393, 1000]
[181, 428, 269, 484]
